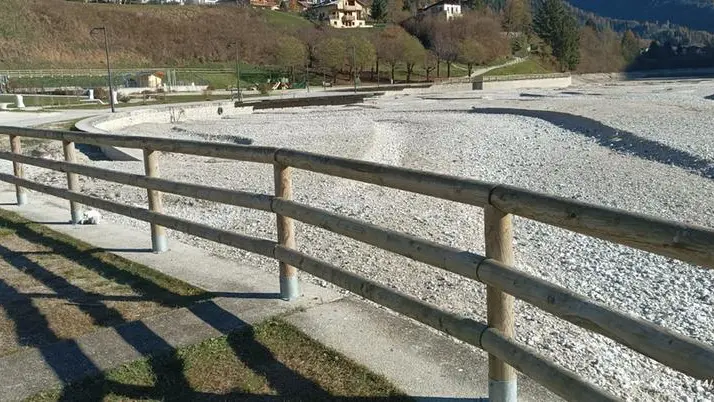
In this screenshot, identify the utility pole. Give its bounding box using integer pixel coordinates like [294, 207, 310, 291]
[305, 59, 310, 93]
[229, 41, 242, 103]
[90, 27, 115, 113]
[351, 45, 357, 93]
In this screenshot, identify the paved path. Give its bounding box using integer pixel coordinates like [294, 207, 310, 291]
[470, 57, 526, 78]
[0, 188, 558, 401]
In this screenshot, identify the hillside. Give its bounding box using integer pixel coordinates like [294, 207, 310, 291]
[0, 0, 314, 69]
[567, 0, 714, 34]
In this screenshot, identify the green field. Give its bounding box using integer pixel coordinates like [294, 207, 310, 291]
[484, 59, 553, 76]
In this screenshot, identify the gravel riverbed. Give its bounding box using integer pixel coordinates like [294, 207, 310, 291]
[21, 79, 714, 400]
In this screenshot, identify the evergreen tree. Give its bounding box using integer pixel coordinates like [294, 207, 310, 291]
[621, 30, 641, 64]
[371, 0, 388, 23]
[502, 0, 532, 33]
[534, 0, 580, 70]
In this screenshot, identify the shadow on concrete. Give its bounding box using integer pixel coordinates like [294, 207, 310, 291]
[470, 107, 714, 179]
[0, 218, 417, 400]
[705, 94, 714, 101]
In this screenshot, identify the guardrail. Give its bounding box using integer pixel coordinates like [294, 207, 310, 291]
[1, 125, 713, 401]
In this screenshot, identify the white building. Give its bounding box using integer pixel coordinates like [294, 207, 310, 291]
[419, 0, 462, 20]
[310, 0, 370, 28]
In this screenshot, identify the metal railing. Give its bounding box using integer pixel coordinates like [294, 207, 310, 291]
[1, 125, 713, 401]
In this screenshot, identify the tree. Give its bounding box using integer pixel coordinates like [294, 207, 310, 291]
[376, 27, 403, 83]
[458, 39, 487, 76]
[534, 0, 580, 71]
[346, 36, 376, 81]
[423, 51, 439, 81]
[403, 36, 426, 82]
[273, 36, 308, 83]
[315, 37, 347, 83]
[371, 0, 388, 22]
[621, 30, 641, 64]
[502, 0, 531, 33]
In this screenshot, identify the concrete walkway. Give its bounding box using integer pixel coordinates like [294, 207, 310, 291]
[0, 187, 558, 401]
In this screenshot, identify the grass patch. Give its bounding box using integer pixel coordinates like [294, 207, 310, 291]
[484, 58, 553, 77]
[0, 208, 208, 356]
[28, 319, 410, 401]
[33, 118, 84, 131]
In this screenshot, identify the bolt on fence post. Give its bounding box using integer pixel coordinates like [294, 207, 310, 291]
[143, 149, 167, 253]
[9, 135, 27, 206]
[62, 141, 81, 224]
[274, 163, 299, 301]
[484, 205, 517, 402]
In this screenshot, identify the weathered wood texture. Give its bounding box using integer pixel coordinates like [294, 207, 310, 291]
[484, 206, 516, 386]
[274, 164, 298, 299]
[143, 149, 167, 252]
[0, 151, 272, 211]
[477, 259, 714, 380]
[274, 149, 495, 207]
[0, 126, 278, 164]
[8, 135, 25, 205]
[0, 173, 276, 257]
[275, 246, 618, 401]
[490, 185, 714, 269]
[62, 141, 81, 223]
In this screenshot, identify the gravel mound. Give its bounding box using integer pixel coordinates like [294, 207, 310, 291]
[23, 80, 714, 400]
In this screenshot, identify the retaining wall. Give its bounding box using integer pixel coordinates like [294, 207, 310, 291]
[76, 100, 253, 161]
[472, 73, 572, 90]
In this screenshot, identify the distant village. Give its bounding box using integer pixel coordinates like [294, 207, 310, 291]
[72, 0, 462, 28]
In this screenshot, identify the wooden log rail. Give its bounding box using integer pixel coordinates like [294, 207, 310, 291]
[1, 125, 713, 402]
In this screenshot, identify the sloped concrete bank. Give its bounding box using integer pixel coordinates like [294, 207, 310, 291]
[75, 100, 253, 161]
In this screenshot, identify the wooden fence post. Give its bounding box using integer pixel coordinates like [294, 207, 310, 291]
[9, 135, 27, 205]
[62, 141, 81, 224]
[484, 205, 517, 402]
[143, 149, 167, 252]
[274, 163, 299, 301]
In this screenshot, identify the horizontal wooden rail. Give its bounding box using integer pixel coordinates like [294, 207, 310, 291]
[0, 151, 273, 212]
[274, 149, 495, 207]
[490, 185, 714, 269]
[271, 198, 486, 279]
[0, 126, 278, 164]
[477, 259, 714, 380]
[0, 173, 276, 258]
[274, 246, 618, 401]
[272, 198, 714, 379]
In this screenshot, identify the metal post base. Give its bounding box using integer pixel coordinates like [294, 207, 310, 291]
[280, 275, 300, 301]
[151, 234, 168, 253]
[16, 192, 27, 206]
[70, 209, 81, 225]
[489, 379, 517, 402]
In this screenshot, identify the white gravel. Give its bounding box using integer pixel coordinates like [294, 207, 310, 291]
[22, 79, 714, 401]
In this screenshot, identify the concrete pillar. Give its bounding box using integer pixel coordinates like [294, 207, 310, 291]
[15, 95, 25, 109]
[87, 89, 95, 101]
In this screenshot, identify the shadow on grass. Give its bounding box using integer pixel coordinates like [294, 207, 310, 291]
[470, 107, 714, 179]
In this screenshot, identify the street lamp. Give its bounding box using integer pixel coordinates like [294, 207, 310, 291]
[90, 27, 115, 113]
[228, 41, 242, 103]
[350, 45, 357, 93]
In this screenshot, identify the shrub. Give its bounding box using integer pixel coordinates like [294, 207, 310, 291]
[257, 82, 273, 95]
[92, 87, 108, 100]
[117, 93, 131, 103]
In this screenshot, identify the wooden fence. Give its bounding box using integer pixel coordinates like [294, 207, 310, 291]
[1, 125, 713, 402]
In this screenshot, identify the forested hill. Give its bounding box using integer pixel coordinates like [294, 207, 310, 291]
[566, 0, 714, 33]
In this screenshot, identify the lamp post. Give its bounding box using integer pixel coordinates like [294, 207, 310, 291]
[350, 45, 357, 93]
[229, 41, 242, 103]
[90, 27, 115, 113]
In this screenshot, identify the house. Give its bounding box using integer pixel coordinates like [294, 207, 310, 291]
[310, 0, 370, 28]
[419, 0, 462, 20]
[135, 72, 163, 88]
[250, 0, 280, 9]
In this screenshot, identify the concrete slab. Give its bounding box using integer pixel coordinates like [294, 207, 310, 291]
[0, 296, 326, 401]
[284, 298, 559, 402]
[0, 188, 558, 401]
